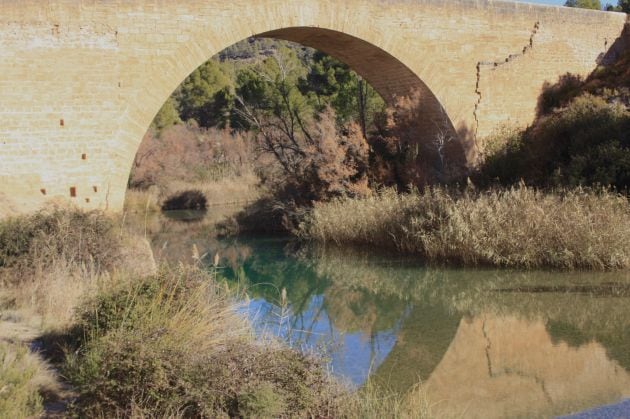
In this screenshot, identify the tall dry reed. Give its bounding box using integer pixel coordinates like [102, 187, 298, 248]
[299, 185, 630, 270]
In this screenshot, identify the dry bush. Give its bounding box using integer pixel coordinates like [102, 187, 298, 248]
[64, 265, 345, 418]
[0, 208, 120, 279]
[127, 123, 259, 212]
[369, 91, 466, 188]
[0, 209, 155, 330]
[130, 123, 255, 190]
[253, 106, 371, 205]
[299, 185, 630, 270]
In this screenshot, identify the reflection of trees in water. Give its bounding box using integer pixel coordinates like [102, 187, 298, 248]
[125, 208, 246, 265]
[302, 245, 630, 376]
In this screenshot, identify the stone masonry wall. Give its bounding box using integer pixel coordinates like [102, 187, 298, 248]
[0, 0, 626, 215]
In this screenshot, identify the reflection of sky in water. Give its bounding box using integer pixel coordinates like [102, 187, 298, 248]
[241, 295, 401, 386]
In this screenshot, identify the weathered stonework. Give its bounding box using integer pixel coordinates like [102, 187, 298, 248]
[0, 0, 627, 215]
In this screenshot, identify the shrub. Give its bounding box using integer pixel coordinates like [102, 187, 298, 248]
[0, 208, 120, 276]
[538, 73, 584, 115]
[161, 190, 208, 211]
[129, 123, 255, 190]
[64, 265, 343, 417]
[478, 94, 630, 189]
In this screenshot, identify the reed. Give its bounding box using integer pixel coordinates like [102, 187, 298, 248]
[299, 185, 630, 270]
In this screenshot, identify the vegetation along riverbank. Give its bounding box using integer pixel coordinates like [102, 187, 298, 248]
[0, 209, 438, 417]
[126, 38, 630, 269]
[298, 185, 630, 270]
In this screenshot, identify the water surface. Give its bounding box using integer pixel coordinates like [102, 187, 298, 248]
[138, 210, 630, 418]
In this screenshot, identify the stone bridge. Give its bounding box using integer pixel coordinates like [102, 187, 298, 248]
[0, 0, 627, 214]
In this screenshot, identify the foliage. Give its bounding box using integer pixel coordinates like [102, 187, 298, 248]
[129, 123, 254, 190]
[538, 73, 584, 115]
[565, 0, 602, 9]
[300, 51, 385, 134]
[368, 92, 466, 188]
[298, 185, 630, 270]
[64, 265, 344, 417]
[177, 60, 234, 128]
[161, 190, 207, 211]
[151, 97, 181, 134]
[0, 342, 44, 418]
[537, 50, 630, 113]
[607, 0, 630, 9]
[235, 48, 372, 204]
[479, 94, 630, 188]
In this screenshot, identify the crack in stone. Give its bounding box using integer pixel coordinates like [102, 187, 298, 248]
[481, 319, 494, 377]
[481, 318, 554, 405]
[473, 21, 540, 141]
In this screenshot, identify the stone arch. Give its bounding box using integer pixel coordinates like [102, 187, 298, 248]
[128, 26, 462, 203]
[1, 0, 625, 214]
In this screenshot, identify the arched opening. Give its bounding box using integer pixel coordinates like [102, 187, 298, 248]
[125, 27, 466, 216]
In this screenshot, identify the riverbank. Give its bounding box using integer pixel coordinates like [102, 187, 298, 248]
[298, 185, 630, 270]
[0, 208, 439, 417]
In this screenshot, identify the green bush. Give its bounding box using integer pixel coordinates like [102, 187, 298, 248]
[479, 94, 630, 189]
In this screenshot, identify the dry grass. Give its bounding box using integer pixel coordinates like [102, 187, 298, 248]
[124, 188, 161, 214]
[342, 381, 434, 419]
[0, 209, 156, 416]
[0, 209, 347, 418]
[299, 185, 630, 270]
[124, 173, 260, 214]
[0, 341, 45, 418]
[0, 208, 155, 331]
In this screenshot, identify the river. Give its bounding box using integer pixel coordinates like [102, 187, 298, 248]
[133, 208, 630, 418]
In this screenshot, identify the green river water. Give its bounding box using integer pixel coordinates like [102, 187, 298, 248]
[138, 208, 630, 418]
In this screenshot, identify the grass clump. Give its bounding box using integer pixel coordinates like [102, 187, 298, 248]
[0, 341, 44, 418]
[343, 381, 433, 419]
[63, 264, 343, 417]
[299, 185, 630, 270]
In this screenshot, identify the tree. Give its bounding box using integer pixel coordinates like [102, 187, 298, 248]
[178, 60, 235, 128]
[605, 0, 630, 11]
[151, 97, 181, 134]
[234, 47, 370, 203]
[299, 51, 385, 137]
[565, 0, 602, 9]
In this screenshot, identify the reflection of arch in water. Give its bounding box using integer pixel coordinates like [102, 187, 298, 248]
[369, 301, 461, 395]
[221, 240, 630, 406]
[419, 314, 630, 418]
